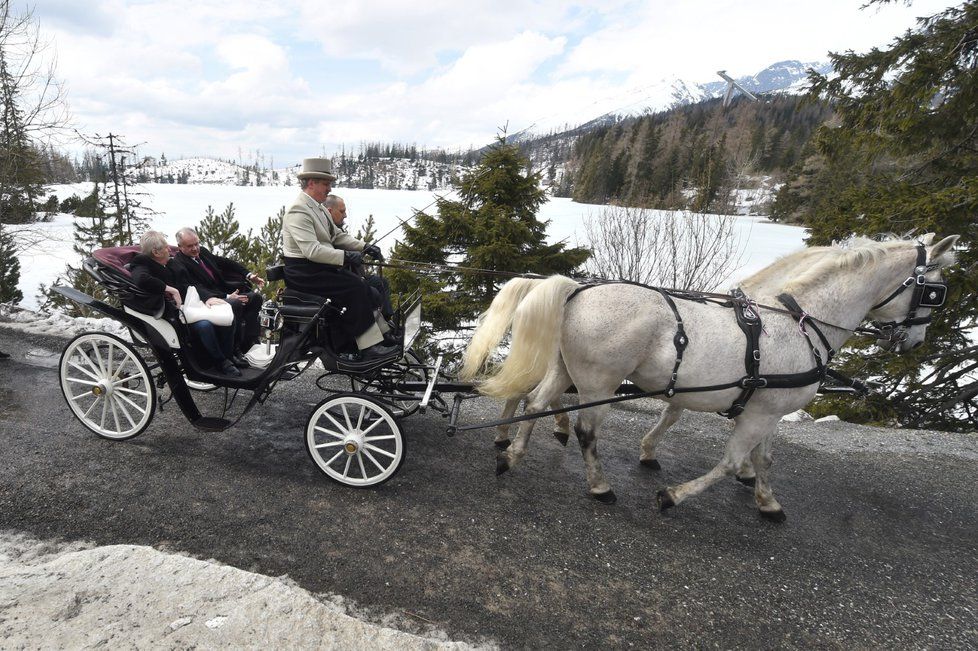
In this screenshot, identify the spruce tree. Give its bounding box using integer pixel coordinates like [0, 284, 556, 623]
[388, 137, 589, 335]
[796, 1, 978, 430]
[196, 203, 248, 256]
[0, 223, 22, 303]
[41, 183, 117, 315]
[0, 48, 45, 225]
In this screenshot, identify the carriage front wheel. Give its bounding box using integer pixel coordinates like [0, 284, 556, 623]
[59, 332, 156, 440]
[305, 394, 405, 487]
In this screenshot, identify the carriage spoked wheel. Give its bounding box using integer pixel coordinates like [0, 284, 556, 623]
[59, 332, 157, 440]
[305, 394, 404, 487]
[350, 350, 427, 418]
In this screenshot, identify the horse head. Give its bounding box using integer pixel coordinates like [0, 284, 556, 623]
[866, 234, 959, 353]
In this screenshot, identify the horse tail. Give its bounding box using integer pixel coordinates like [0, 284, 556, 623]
[459, 277, 545, 381]
[478, 275, 581, 400]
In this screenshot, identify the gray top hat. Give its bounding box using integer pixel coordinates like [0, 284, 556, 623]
[297, 157, 337, 181]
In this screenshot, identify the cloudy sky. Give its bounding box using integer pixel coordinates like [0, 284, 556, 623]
[26, 0, 954, 166]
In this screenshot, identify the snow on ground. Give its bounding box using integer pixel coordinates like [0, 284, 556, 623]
[15, 184, 808, 311]
[141, 156, 462, 191]
[0, 530, 483, 649]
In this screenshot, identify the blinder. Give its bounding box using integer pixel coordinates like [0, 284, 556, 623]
[918, 281, 947, 308]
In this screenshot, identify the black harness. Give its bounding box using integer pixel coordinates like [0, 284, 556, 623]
[568, 244, 947, 418]
[866, 244, 948, 343]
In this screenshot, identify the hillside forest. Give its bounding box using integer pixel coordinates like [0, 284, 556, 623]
[557, 95, 833, 212]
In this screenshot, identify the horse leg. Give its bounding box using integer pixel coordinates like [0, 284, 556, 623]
[750, 434, 786, 522]
[735, 457, 756, 487]
[657, 414, 780, 514]
[574, 403, 617, 503]
[552, 402, 571, 446]
[496, 361, 571, 476]
[494, 398, 520, 450]
[639, 403, 683, 470]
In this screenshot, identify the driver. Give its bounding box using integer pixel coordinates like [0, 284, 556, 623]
[281, 158, 396, 359]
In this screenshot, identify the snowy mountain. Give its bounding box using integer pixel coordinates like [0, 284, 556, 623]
[510, 59, 830, 144]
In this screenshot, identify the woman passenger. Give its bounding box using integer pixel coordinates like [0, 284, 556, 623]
[130, 231, 241, 377]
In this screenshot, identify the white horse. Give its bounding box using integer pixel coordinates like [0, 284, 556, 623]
[461, 277, 571, 449]
[462, 235, 959, 521]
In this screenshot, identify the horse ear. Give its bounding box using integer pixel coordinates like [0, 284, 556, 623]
[919, 232, 936, 245]
[929, 235, 960, 265]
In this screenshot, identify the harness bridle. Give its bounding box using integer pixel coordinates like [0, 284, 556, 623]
[862, 243, 948, 344]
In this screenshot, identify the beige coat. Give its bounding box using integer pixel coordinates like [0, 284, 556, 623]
[282, 191, 364, 266]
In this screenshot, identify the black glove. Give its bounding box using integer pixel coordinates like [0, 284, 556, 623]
[343, 250, 363, 267]
[363, 244, 384, 261]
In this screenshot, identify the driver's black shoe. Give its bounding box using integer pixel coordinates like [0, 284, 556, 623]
[231, 353, 251, 368]
[382, 332, 399, 346]
[360, 342, 399, 360]
[221, 360, 242, 377]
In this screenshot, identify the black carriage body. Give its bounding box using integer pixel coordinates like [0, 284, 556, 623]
[55, 250, 420, 432]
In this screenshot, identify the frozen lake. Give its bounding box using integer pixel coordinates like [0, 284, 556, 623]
[14, 183, 807, 310]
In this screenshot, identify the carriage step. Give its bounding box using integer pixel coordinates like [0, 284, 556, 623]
[192, 417, 232, 431]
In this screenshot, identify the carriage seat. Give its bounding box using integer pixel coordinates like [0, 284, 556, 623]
[90, 245, 180, 316]
[278, 288, 329, 319]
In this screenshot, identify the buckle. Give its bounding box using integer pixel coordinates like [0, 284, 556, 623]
[752, 349, 761, 362]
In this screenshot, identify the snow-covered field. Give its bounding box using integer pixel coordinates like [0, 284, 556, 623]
[13, 183, 807, 310]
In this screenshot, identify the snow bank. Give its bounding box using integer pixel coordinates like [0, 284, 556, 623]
[0, 531, 482, 649]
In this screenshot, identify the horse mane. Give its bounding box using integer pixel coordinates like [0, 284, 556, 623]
[742, 237, 911, 297]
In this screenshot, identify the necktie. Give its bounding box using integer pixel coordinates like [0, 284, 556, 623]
[194, 257, 216, 282]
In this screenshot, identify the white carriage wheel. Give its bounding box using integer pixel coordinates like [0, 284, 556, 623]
[59, 332, 156, 440]
[306, 395, 404, 487]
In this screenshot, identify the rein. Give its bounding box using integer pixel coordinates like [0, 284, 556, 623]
[379, 240, 946, 345]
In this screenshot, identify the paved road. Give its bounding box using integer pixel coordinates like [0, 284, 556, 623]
[0, 326, 976, 648]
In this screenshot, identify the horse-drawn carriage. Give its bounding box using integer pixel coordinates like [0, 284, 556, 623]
[54, 234, 958, 519]
[53, 246, 462, 487]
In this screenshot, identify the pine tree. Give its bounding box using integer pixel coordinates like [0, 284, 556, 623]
[0, 223, 22, 303]
[797, 1, 978, 430]
[237, 208, 284, 300]
[388, 137, 589, 336]
[196, 203, 248, 256]
[41, 183, 117, 315]
[0, 48, 45, 225]
[354, 214, 377, 243]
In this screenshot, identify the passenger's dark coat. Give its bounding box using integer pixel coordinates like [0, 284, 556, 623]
[128, 253, 175, 316]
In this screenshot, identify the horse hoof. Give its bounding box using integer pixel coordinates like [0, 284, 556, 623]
[553, 432, 569, 446]
[592, 490, 617, 504]
[495, 456, 510, 476]
[736, 475, 756, 488]
[759, 508, 787, 523]
[640, 458, 662, 471]
[494, 439, 511, 450]
[656, 489, 675, 512]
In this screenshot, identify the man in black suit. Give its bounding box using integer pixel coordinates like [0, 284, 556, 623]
[169, 227, 265, 366]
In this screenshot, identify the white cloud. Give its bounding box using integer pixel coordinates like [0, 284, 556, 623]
[28, 0, 961, 163]
[296, 0, 620, 74]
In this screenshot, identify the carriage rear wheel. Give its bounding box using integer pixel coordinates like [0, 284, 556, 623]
[305, 394, 404, 487]
[59, 332, 156, 440]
